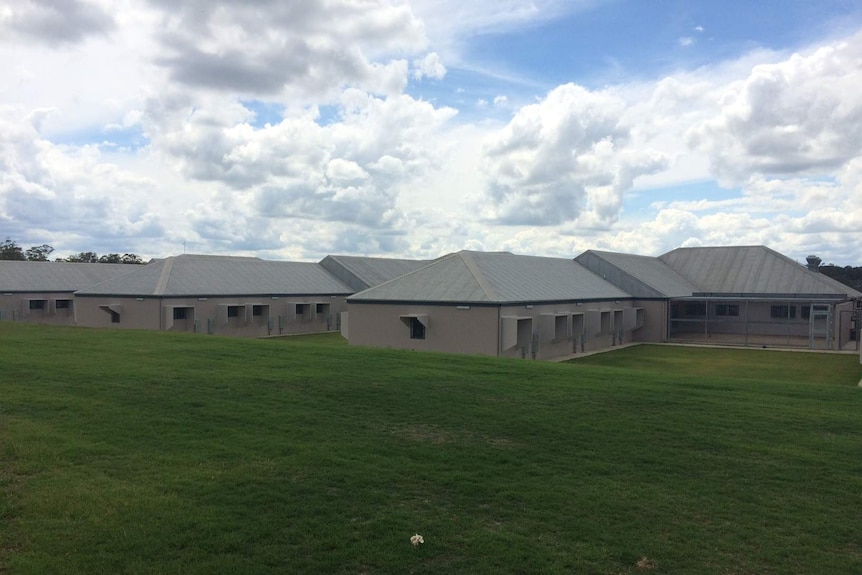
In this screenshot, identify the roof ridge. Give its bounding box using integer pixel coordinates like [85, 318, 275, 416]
[154, 258, 174, 296]
[458, 251, 499, 301]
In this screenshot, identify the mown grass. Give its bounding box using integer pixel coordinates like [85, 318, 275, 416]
[1, 323, 861, 574]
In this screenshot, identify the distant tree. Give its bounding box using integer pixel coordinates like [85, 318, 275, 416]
[820, 264, 862, 290]
[25, 244, 54, 261]
[121, 253, 143, 264]
[64, 251, 100, 263]
[1, 239, 26, 260]
[99, 253, 122, 264]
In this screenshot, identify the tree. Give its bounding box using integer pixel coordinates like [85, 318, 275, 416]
[25, 244, 54, 261]
[0, 238, 25, 260]
[121, 253, 143, 264]
[819, 264, 862, 290]
[99, 253, 122, 264]
[64, 252, 99, 263]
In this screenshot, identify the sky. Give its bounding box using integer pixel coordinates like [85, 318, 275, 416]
[2, 0, 862, 264]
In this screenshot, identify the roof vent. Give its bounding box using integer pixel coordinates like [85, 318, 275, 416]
[805, 255, 821, 272]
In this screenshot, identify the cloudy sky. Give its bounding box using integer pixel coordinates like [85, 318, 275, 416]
[2, 0, 862, 264]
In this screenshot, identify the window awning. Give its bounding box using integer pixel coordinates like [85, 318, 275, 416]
[99, 304, 123, 315]
[399, 314, 429, 328]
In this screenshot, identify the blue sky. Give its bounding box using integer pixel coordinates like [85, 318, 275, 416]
[1, 0, 861, 264]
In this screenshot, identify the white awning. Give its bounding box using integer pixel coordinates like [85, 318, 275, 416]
[399, 314, 429, 328]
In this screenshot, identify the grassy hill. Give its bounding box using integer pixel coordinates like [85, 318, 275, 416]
[2, 323, 861, 574]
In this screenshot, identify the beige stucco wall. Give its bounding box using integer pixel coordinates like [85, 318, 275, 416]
[346, 302, 500, 356]
[0, 292, 78, 325]
[498, 301, 643, 360]
[631, 300, 668, 343]
[73, 295, 347, 337]
[347, 299, 645, 360]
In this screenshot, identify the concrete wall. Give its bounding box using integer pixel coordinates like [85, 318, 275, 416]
[74, 295, 347, 337]
[0, 292, 79, 325]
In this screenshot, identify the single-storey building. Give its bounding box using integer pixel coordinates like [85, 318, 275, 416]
[73, 255, 354, 337]
[0, 260, 136, 325]
[3, 245, 859, 358]
[345, 250, 644, 359]
[577, 246, 861, 350]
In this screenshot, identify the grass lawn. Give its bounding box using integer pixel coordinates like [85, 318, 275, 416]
[2, 324, 861, 574]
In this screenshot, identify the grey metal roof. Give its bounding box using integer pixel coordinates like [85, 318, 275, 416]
[319, 255, 430, 292]
[349, 250, 632, 303]
[576, 250, 699, 298]
[76, 254, 354, 297]
[660, 246, 862, 297]
[0, 261, 137, 292]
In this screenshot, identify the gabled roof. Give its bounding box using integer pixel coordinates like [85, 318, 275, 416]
[576, 250, 699, 298]
[318, 254, 430, 292]
[75, 254, 353, 297]
[348, 250, 632, 304]
[0, 261, 136, 292]
[659, 246, 862, 298]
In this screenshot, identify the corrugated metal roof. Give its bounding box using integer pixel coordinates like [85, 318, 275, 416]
[76, 254, 354, 296]
[0, 261, 137, 292]
[576, 250, 699, 298]
[660, 246, 862, 297]
[318, 255, 430, 291]
[349, 250, 632, 303]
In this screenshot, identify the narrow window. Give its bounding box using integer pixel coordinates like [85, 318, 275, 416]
[316, 303, 326, 314]
[55, 299, 72, 310]
[295, 304, 305, 315]
[173, 307, 187, 320]
[110, 310, 120, 324]
[252, 305, 265, 317]
[29, 300, 46, 310]
[801, 305, 811, 320]
[409, 317, 426, 340]
[227, 306, 240, 318]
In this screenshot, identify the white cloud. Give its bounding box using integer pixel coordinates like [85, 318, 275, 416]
[150, 0, 426, 100]
[412, 52, 447, 80]
[679, 37, 694, 47]
[0, 0, 116, 46]
[689, 32, 862, 186]
[479, 83, 667, 226]
[0, 108, 167, 256]
[1, 1, 862, 265]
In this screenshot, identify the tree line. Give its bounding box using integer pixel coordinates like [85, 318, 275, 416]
[1, 239, 144, 264]
[819, 264, 862, 290]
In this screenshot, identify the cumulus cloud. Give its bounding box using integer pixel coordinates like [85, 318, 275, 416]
[480, 83, 666, 226]
[412, 52, 447, 79]
[150, 0, 426, 99]
[141, 88, 457, 232]
[689, 33, 862, 185]
[0, 109, 166, 254]
[2, 1, 862, 265]
[0, 0, 116, 46]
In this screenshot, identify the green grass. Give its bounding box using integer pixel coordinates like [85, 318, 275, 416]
[2, 324, 861, 574]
